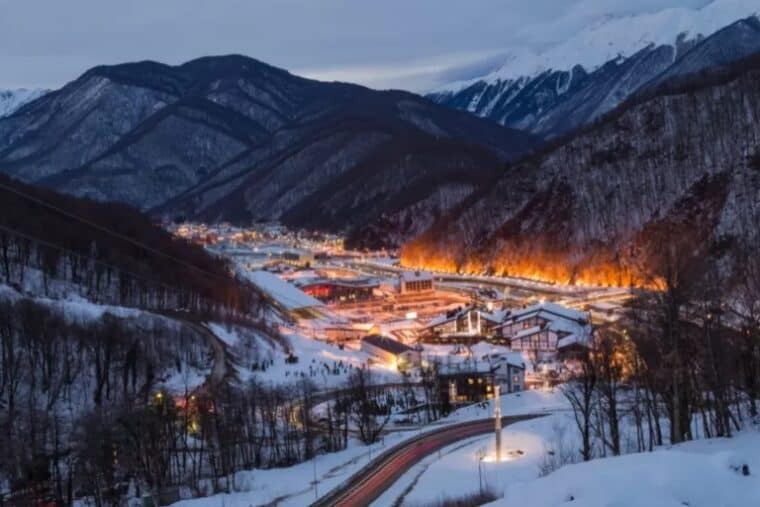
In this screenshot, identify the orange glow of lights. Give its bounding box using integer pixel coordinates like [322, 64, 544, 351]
[400, 240, 660, 290]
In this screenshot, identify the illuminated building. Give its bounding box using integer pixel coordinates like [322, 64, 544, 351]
[298, 277, 380, 303]
[436, 361, 496, 412]
[495, 302, 592, 361]
[360, 335, 421, 370]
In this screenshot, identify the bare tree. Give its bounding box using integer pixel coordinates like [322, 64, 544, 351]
[562, 350, 597, 461]
[348, 366, 391, 445]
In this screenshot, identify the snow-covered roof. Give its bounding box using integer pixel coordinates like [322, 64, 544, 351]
[481, 351, 526, 369]
[399, 270, 433, 282]
[509, 302, 587, 322]
[498, 302, 593, 347]
[423, 305, 497, 330]
[362, 335, 413, 355]
[513, 325, 545, 340]
[437, 359, 496, 375]
[557, 334, 592, 350]
[481, 308, 509, 323]
[245, 270, 325, 310]
[295, 276, 380, 289]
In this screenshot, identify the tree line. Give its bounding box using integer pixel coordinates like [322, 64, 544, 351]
[0, 175, 262, 318]
[561, 235, 760, 467]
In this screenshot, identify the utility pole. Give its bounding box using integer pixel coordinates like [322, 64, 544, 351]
[494, 384, 502, 462]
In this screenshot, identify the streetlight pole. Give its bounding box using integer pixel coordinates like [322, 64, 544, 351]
[476, 448, 485, 495]
[494, 384, 502, 463]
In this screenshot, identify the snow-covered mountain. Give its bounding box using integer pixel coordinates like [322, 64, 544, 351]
[0, 88, 47, 117]
[429, 0, 760, 138]
[0, 56, 538, 248]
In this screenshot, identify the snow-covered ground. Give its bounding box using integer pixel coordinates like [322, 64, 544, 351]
[375, 390, 760, 507]
[171, 429, 418, 507]
[164, 379, 760, 507]
[208, 323, 402, 389]
[373, 391, 572, 506]
[494, 432, 760, 507]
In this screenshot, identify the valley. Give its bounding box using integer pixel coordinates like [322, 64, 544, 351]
[1, 2, 760, 506]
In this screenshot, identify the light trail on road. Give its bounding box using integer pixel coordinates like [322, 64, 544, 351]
[311, 414, 542, 507]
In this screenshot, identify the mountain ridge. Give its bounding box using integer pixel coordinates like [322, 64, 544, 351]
[429, 12, 760, 138]
[0, 54, 539, 247]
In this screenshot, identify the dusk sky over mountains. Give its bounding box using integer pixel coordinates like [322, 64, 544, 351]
[1, 0, 714, 90]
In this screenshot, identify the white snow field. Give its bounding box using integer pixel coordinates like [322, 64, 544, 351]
[375, 390, 760, 507]
[494, 432, 760, 507]
[207, 322, 402, 389]
[170, 428, 418, 507]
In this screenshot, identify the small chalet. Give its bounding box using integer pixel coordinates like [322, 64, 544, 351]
[436, 360, 496, 412]
[421, 306, 506, 344]
[495, 302, 593, 361]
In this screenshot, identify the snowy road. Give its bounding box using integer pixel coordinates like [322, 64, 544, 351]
[310, 414, 543, 507]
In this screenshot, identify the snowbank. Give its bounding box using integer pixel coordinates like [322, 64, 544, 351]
[496, 431, 760, 507]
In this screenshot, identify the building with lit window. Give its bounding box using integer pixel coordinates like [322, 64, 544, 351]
[297, 277, 380, 303]
[435, 361, 496, 413]
[495, 302, 592, 361]
[398, 271, 434, 294]
[421, 306, 506, 343]
[281, 249, 315, 268]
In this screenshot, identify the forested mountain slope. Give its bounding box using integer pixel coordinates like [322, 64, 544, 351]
[403, 52, 760, 287]
[0, 55, 539, 247]
[0, 177, 299, 505]
[0, 174, 257, 312]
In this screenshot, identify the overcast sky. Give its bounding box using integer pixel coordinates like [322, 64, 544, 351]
[0, 0, 712, 91]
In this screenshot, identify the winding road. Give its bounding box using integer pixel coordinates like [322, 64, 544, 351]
[311, 413, 542, 507]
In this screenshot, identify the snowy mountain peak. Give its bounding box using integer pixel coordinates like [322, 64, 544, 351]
[429, 1, 760, 139]
[0, 88, 48, 117]
[436, 0, 760, 93]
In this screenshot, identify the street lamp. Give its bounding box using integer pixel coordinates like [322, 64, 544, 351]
[494, 384, 502, 463]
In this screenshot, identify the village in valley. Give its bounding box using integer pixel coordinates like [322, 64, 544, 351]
[170, 221, 631, 407]
[157, 221, 760, 507]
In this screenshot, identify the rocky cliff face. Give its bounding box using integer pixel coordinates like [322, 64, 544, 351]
[403, 54, 760, 286]
[0, 55, 539, 246]
[428, 16, 760, 139]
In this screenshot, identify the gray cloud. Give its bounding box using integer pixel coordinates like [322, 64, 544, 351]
[0, 0, 711, 91]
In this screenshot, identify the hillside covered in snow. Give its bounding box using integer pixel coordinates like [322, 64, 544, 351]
[0, 88, 46, 117]
[429, 0, 760, 137]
